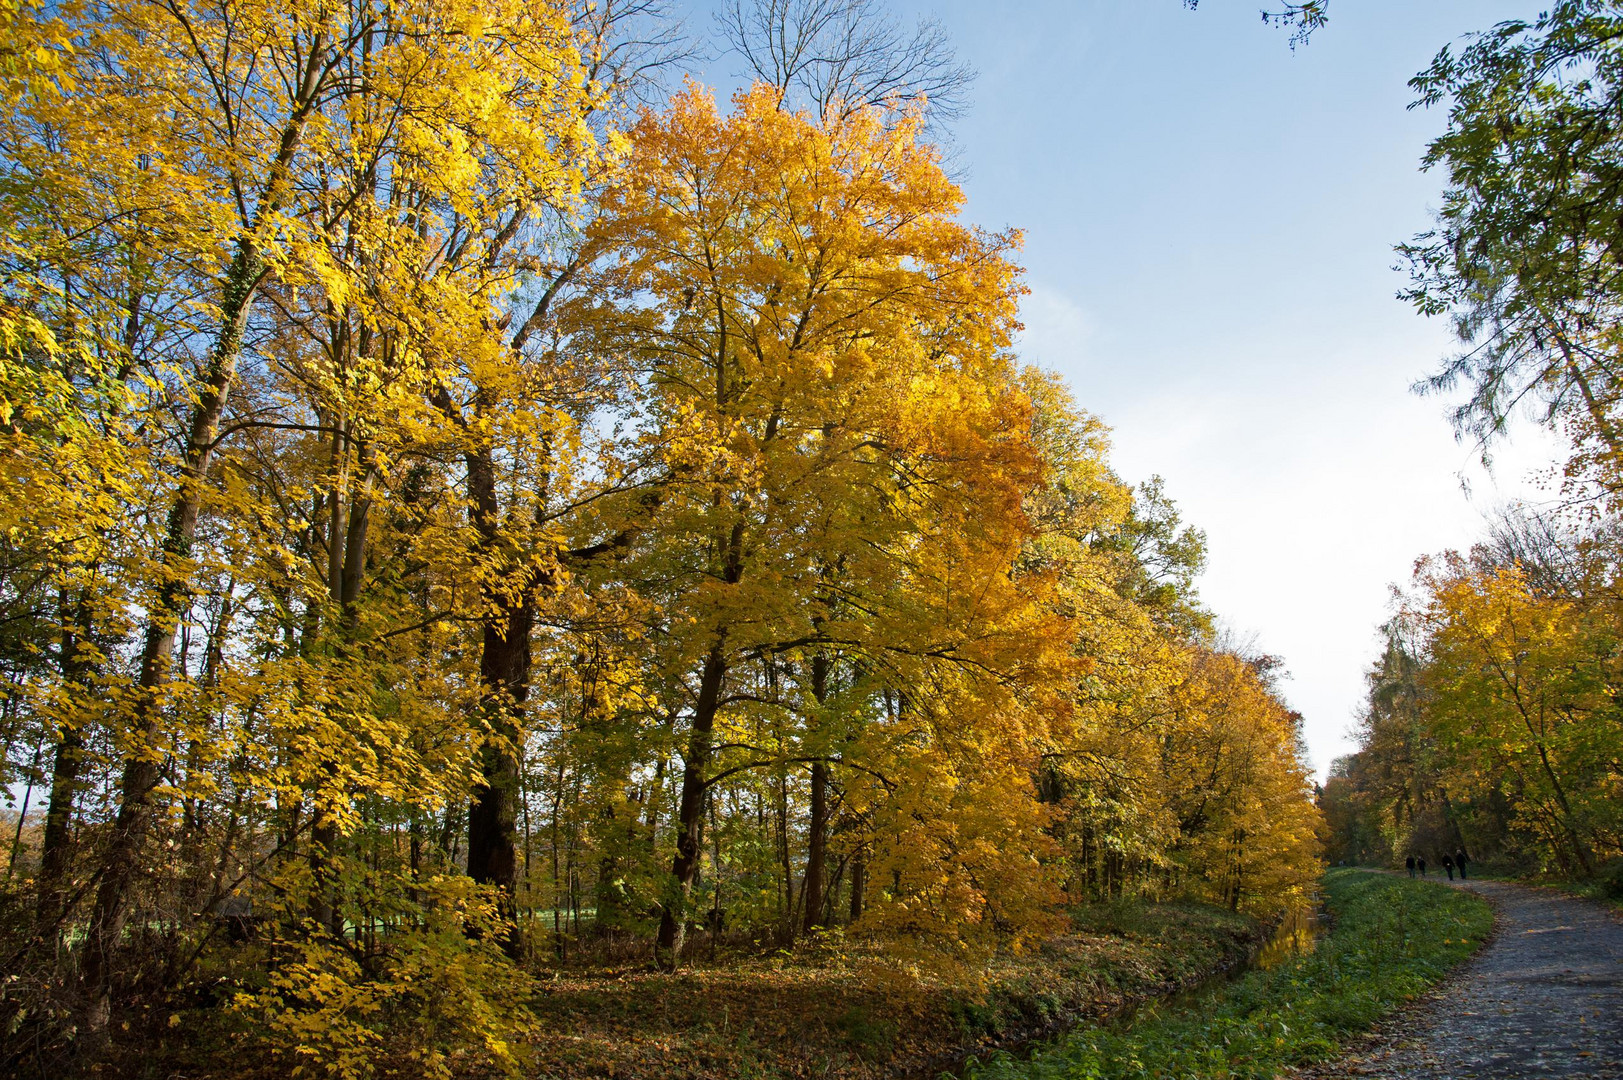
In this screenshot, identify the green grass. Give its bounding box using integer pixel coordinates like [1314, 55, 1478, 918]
[1529, 858, 1623, 911]
[967, 870, 1493, 1080]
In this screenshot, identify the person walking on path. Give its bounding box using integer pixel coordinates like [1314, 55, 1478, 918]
[1418, 855, 1427, 877]
[1443, 854, 1455, 880]
[1455, 848, 1468, 879]
[1406, 855, 1416, 878]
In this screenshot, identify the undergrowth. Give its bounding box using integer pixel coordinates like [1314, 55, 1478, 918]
[968, 869, 1492, 1080]
[1534, 858, 1623, 911]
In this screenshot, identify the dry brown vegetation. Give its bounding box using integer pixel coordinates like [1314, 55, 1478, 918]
[89, 902, 1259, 1080]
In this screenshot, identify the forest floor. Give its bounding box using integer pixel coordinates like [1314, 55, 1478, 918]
[518, 901, 1262, 1080]
[1296, 878, 1623, 1079]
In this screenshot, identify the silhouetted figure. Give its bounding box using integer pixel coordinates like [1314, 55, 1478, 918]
[1406, 855, 1416, 878]
[1442, 854, 1455, 880]
[1455, 849, 1468, 880]
[1418, 856, 1428, 877]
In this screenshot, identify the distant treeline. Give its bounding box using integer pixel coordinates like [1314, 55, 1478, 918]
[1322, 510, 1623, 881]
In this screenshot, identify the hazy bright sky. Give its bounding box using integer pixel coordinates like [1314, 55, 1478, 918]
[692, 1, 1563, 777]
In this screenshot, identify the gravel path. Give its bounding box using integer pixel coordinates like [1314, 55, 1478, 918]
[1319, 878, 1623, 1079]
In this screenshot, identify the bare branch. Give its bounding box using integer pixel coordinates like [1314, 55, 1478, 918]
[716, 0, 975, 131]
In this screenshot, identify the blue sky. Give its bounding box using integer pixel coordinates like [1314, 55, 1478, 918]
[690, 1, 1559, 777]
[927, 0, 1553, 777]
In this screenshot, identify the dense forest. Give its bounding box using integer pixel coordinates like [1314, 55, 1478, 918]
[1323, 3, 1623, 890]
[0, 0, 1326, 1075]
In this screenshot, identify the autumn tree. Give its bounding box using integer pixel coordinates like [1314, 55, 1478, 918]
[1330, 528, 1623, 880]
[1403, 2, 1623, 499]
[1414, 554, 1621, 874]
[1010, 373, 1320, 913]
[0, 0, 607, 1048]
[569, 80, 1064, 965]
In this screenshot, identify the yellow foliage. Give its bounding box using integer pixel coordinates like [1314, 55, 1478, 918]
[0, 3, 1327, 1064]
[1410, 554, 1622, 873]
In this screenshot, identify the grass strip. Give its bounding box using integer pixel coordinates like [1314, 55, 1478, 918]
[967, 870, 1492, 1080]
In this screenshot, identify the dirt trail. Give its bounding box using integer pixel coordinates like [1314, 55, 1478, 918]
[1318, 878, 1623, 1079]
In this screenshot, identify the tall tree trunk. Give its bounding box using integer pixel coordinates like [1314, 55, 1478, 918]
[644, 709, 677, 838]
[654, 641, 726, 969]
[78, 51, 329, 1017]
[309, 431, 374, 937]
[452, 263, 589, 946]
[36, 591, 93, 924]
[462, 442, 540, 958]
[802, 652, 831, 935]
[775, 763, 793, 943]
[307, 421, 349, 929]
[81, 239, 262, 1025]
[803, 760, 828, 934]
[467, 598, 533, 953]
[7, 736, 40, 876]
[1535, 741, 1594, 875]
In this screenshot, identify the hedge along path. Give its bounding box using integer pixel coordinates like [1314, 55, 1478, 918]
[1320, 879, 1623, 1079]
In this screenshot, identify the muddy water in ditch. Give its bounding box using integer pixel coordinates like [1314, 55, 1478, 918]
[913, 902, 1325, 1080]
[1256, 903, 1323, 970]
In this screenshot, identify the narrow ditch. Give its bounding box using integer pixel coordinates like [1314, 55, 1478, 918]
[899, 900, 1326, 1080]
